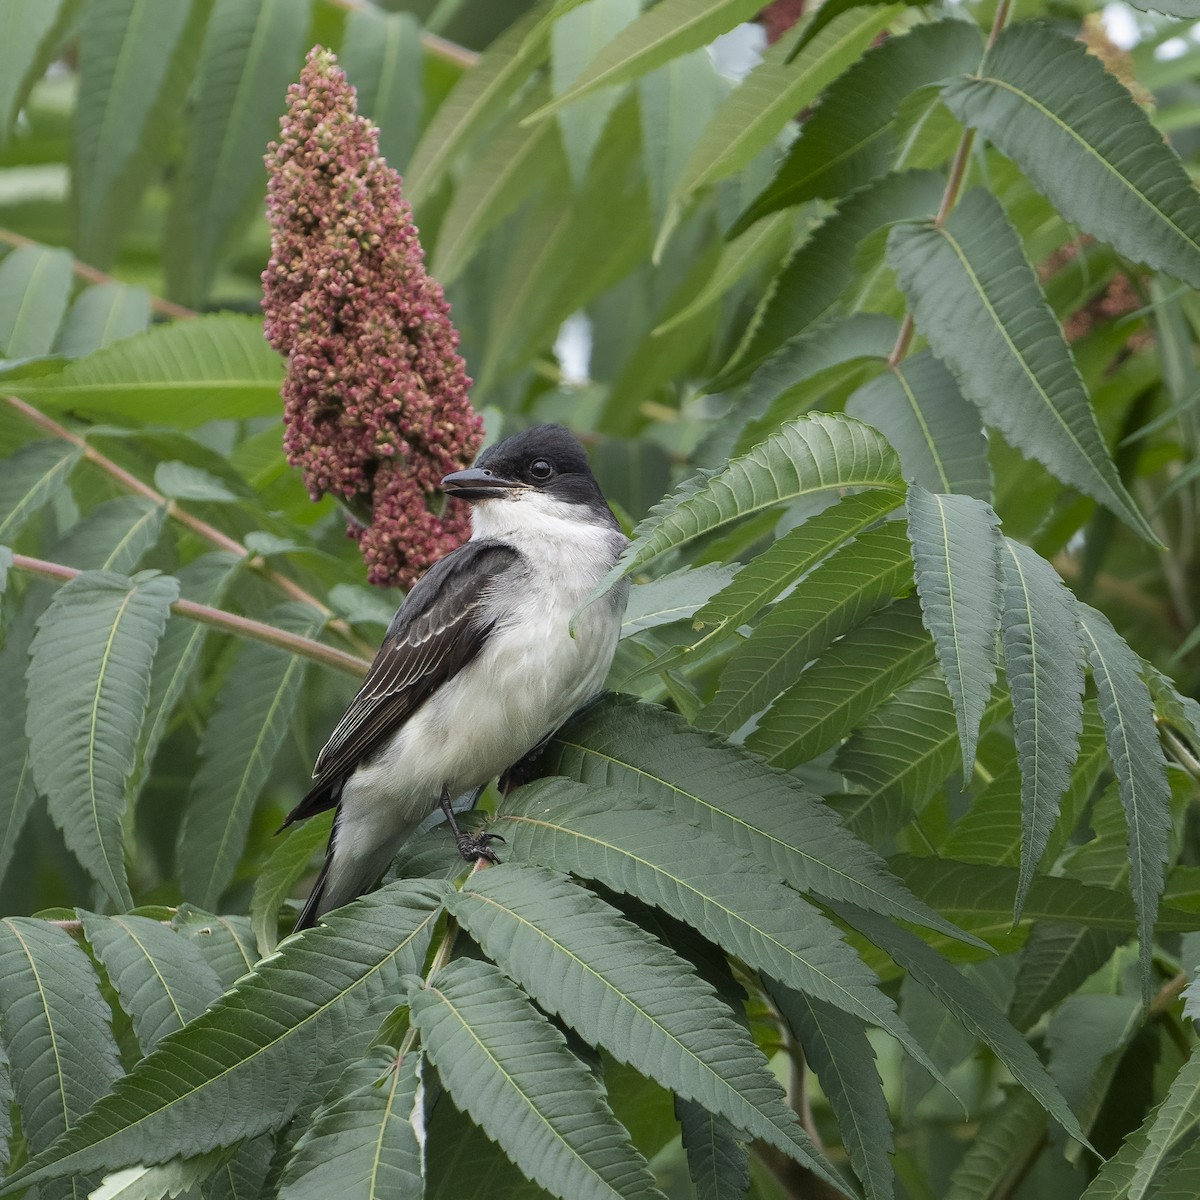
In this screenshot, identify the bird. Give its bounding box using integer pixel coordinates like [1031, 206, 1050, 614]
[283, 423, 630, 930]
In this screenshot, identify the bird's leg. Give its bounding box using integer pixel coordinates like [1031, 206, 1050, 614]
[438, 784, 503, 864]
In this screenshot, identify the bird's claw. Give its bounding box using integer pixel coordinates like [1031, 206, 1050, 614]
[455, 830, 504, 865]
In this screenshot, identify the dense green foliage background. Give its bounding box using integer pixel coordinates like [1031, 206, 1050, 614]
[1, 0, 1200, 1197]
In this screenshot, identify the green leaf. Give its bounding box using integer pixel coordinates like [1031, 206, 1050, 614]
[499, 779, 938, 1072]
[702, 519, 914, 735]
[450, 864, 846, 1185]
[603, 411, 904, 591]
[170, 906, 257, 990]
[91, 1149, 231, 1200]
[546, 695, 973, 943]
[340, 7, 423, 172]
[0, 439, 84, 543]
[0, 610, 38, 887]
[667, 6, 899, 216]
[717, 171, 944, 389]
[167, 0, 312, 305]
[620, 563, 739, 636]
[775, 987, 895, 1200]
[52, 496, 167, 575]
[73, 0, 208, 267]
[250, 814, 332, 957]
[942, 21, 1200, 288]
[1009, 923, 1123, 1034]
[1077, 603, 1171, 1001]
[1128, 1046, 1200, 1199]
[180, 603, 321, 911]
[943, 1088, 1045, 1200]
[0, 242, 74, 357]
[409, 956, 663, 1200]
[2, 880, 448, 1193]
[0, 0, 77, 147]
[7, 315, 285, 427]
[528, 0, 765, 120]
[0, 918, 122, 1156]
[846, 350, 991, 501]
[747, 596, 934, 767]
[1000, 539, 1086, 918]
[840, 904, 1089, 1147]
[675, 1098, 750, 1200]
[905, 485, 1001, 774]
[278, 1049, 422, 1200]
[26, 571, 179, 908]
[80, 913, 224, 1053]
[732, 21, 983, 234]
[154, 461, 240, 503]
[887, 188, 1156, 543]
[56, 283, 152, 358]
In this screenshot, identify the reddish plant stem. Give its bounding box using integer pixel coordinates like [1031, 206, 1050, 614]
[12, 553, 370, 678]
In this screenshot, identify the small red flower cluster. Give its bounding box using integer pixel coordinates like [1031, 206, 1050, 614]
[262, 47, 482, 587]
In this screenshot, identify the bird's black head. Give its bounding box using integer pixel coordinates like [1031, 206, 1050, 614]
[442, 425, 616, 525]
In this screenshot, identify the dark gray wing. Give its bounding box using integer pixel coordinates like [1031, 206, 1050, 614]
[282, 540, 521, 826]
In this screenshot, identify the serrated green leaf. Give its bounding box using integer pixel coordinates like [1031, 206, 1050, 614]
[905, 485, 1001, 774]
[201, 1135, 274, 1200]
[278, 1049, 422, 1200]
[887, 188, 1156, 543]
[717, 170, 944, 389]
[942, 21, 1200, 288]
[747, 596, 934, 767]
[451, 864, 845, 1185]
[170, 907, 257, 990]
[7, 315, 284, 427]
[56, 283, 152, 358]
[733, 21, 983, 234]
[410, 956, 663, 1200]
[167, 0, 311, 305]
[0, 606, 38, 887]
[1009, 923, 1123, 1034]
[1077, 604, 1171, 1002]
[0, 439, 84, 543]
[529, 0, 764, 120]
[999, 539, 1086, 918]
[0, 242, 73, 358]
[51, 496, 167, 575]
[499, 779, 938, 1075]
[1127, 1045, 1200, 1198]
[620, 563, 739, 636]
[154, 461, 239, 503]
[180, 603, 321, 910]
[91, 1149, 231, 1200]
[840, 904, 1090, 1147]
[80, 913, 224, 1053]
[546, 695, 974, 943]
[702, 519, 914, 735]
[0, 918, 122, 1158]
[776, 987, 894, 1200]
[2, 881, 448, 1193]
[26, 571, 179, 908]
[943, 1088, 1045, 1200]
[675, 1098, 749, 1200]
[251, 814, 332, 957]
[846, 350, 992, 501]
[0, 0, 77, 148]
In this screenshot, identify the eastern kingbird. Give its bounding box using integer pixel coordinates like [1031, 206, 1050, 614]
[285, 424, 629, 929]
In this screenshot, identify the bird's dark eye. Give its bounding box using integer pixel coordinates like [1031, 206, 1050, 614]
[529, 459, 553, 480]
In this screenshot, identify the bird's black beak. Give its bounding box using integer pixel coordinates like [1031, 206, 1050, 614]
[441, 467, 527, 501]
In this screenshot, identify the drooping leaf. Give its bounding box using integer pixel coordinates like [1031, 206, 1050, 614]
[775, 986, 895, 1200]
[846, 350, 991, 501]
[701, 519, 914, 735]
[450, 864, 845, 1184]
[499, 780, 938, 1073]
[0, 918, 122, 1158]
[6, 315, 285, 427]
[80, 912, 224, 1053]
[26, 571, 179, 908]
[0, 0, 78, 147]
[409, 956, 663, 1200]
[0, 242, 74, 358]
[887, 189, 1156, 543]
[250, 813, 333, 957]
[732, 21, 983, 234]
[278, 1049, 423, 1200]
[0, 439, 84, 544]
[905, 485, 1001, 774]
[56, 282, 152, 358]
[545, 695, 974, 943]
[942, 21, 1200, 288]
[675, 1098, 750, 1200]
[1000, 539, 1087, 918]
[167, 0, 312, 305]
[3, 880, 447, 1192]
[747, 596, 934, 767]
[1077, 603, 1172, 1001]
[179, 603, 322, 911]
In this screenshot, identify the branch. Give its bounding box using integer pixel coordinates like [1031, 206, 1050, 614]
[11, 553, 371, 678]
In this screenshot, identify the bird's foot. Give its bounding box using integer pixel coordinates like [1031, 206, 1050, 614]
[454, 830, 505, 865]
